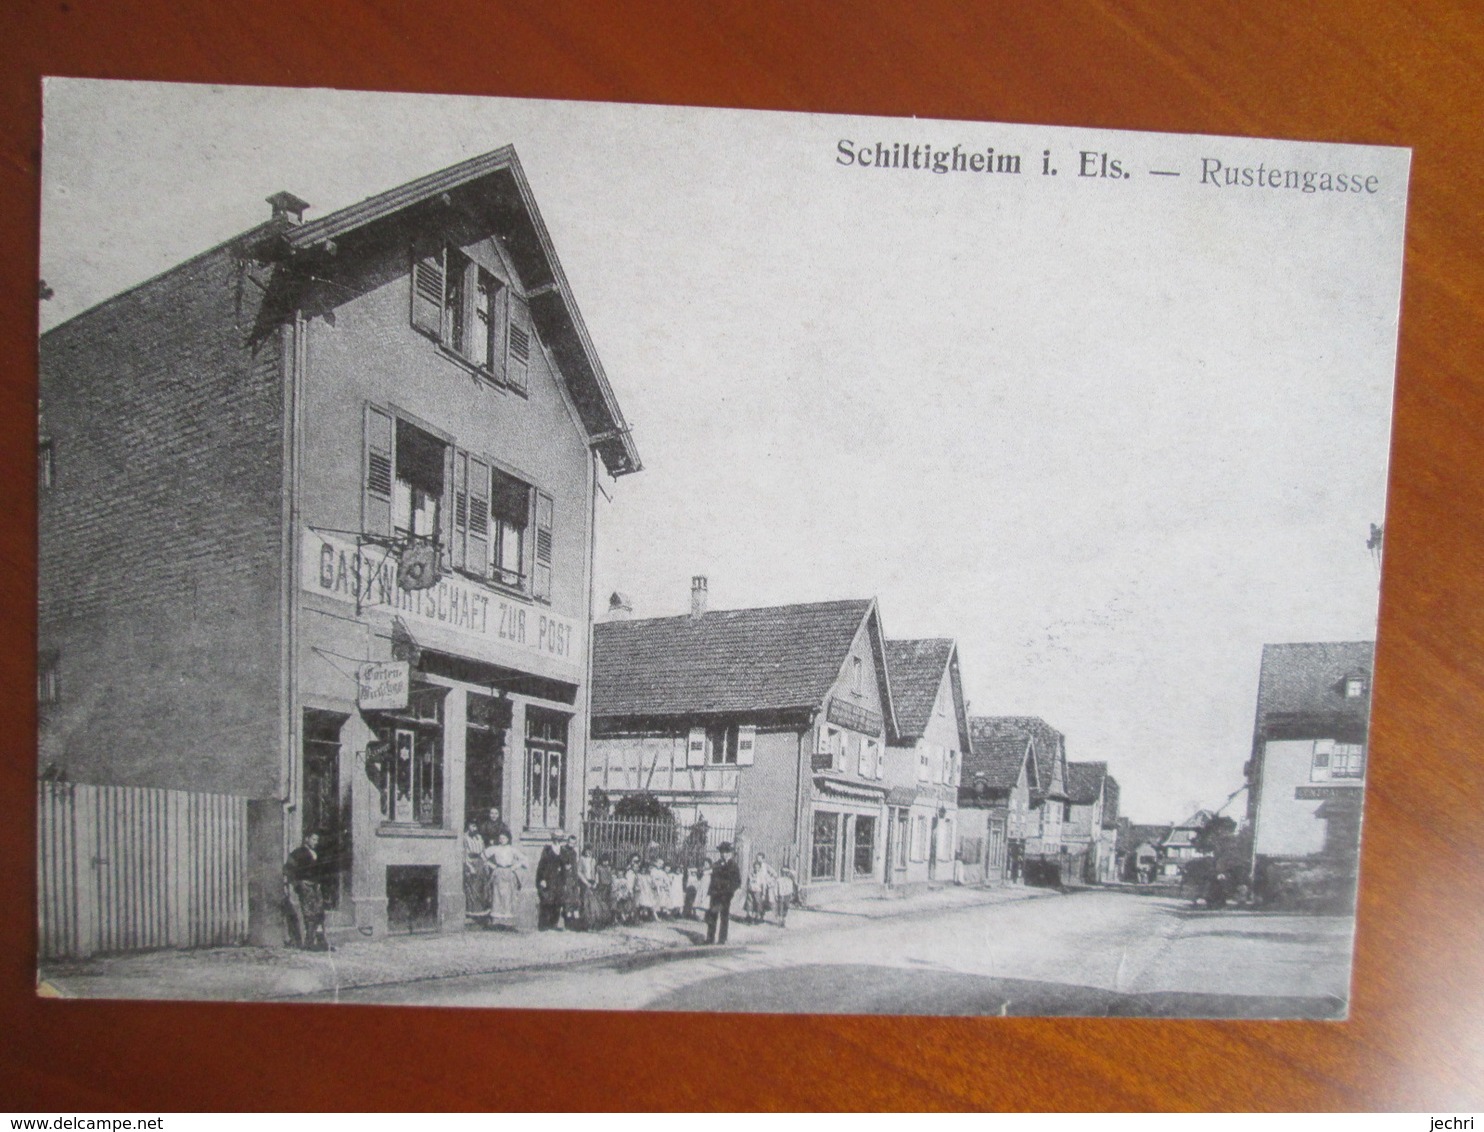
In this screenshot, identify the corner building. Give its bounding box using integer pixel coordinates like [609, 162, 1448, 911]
[39, 149, 641, 942]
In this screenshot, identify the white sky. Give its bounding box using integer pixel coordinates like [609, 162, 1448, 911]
[39, 80, 1408, 825]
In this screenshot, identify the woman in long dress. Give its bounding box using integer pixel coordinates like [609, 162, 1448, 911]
[464, 821, 490, 918]
[482, 832, 527, 929]
[591, 853, 615, 930]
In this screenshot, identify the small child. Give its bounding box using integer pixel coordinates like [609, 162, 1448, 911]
[776, 866, 797, 927]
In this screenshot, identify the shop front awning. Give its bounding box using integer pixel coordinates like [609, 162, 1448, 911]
[814, 774, 889, 803]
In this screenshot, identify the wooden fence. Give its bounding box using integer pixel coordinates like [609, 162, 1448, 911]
[37, 781, 250, 960]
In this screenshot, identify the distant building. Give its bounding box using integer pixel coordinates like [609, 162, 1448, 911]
[881, 639, 968, 888]
[1064, 762, 1120, 883]
[964, 716, 1070, 886]
[1122, 822, 1173, 883]
[1244, 641, 1374, 905]
[587, 587, 899, 892]
[1159, 809, 1215, 879]
[961, 719, 1036, 883]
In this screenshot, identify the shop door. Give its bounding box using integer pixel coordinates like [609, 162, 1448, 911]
[853, 815, 876, 878]
[811, 811, 838, 881]
[464, 691, 511, 828]
[302, 710, 347, 909]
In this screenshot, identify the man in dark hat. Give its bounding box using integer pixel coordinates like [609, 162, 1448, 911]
[704, 841, 742, 945]
[535, 830, 566, 931]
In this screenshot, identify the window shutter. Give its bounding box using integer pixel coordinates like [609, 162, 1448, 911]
[467, 455, 490, 577]
[451, 450, 469, 571]
[506, 293, 532, 392]
[847, 732, 861, 775]
[873, 740, 885, 779]
[815, 724, 830, 756]
[532, 490, 554, 601]
[687, 727, 707, 767]
[736, 725, 757, 766]
[442, 443, 456, 561]
[363, 404, 395, 538]
[410, 242, 445, 340]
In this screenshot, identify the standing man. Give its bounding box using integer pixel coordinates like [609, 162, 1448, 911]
[536, 830, 565, 931]
[704, 841, 742, 945]
[283, 830, 328, 951]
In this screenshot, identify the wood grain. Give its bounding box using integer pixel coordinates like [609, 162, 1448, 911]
[4, 0, 1483, 1111]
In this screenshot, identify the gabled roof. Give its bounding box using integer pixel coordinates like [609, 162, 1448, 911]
[592, 598, 897, 727]
[281, 147, 641, 477]
[990, 716, 1068, 800]
[884, 639, 956, 741]
[1252, 641, 1374, 746]
[1066, 761, 1108, 806]
[965, 717, 1037, 792]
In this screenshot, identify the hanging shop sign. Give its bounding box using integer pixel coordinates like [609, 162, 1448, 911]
[358, 660, 410, 711]
[303, 530, 581, 677]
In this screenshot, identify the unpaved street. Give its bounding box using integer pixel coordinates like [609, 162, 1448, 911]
[325, 888, 1353, 1017]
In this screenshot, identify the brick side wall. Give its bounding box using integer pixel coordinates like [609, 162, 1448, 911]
[39, 240, 286, 797]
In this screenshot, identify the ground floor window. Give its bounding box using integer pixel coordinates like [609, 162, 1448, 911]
[526, 707, 569, 831]
[371, 685, 447, 827]
[853, 815, 876, 876]
[812, 811, 839, 880]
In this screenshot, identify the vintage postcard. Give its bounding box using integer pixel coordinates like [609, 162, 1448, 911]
[36, 79, 1408, 1017]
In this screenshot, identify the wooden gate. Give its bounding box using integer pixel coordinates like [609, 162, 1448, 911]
[37, 781, 250, 959]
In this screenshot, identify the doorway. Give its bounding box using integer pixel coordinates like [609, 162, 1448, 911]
[302, 710, 347, 909]
[464, 692, 511, 828]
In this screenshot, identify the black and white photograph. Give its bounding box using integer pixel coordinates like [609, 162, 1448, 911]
[35, 79, 1408, 1018]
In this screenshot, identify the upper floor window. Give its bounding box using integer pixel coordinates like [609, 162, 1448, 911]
[1311, 739, 1365, 781]
[411, 241, 531, 393]
[365, 404, 555, 604]
[490, 468, 531, 588]
[686, 725, 757, 767]
[392, 418, 446, 540]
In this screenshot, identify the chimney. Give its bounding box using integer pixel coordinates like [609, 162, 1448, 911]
[690, 575, 708, 620]
[266, 191, 311, 225]
[606, 591, 633, 622]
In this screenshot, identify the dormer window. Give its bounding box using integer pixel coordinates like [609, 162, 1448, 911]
[1345, 676, 1366, 699]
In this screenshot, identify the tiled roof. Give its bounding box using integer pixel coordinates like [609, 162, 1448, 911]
[884, 639, 955, 740]
[965, 718, 1035, 791]
[591, 599, 874, 719]
[1066, 761, 1108, 806]
[1252, 641, 1375, 744]
[993, 716, 1067, 799]
[1127, 823, 1173, 850]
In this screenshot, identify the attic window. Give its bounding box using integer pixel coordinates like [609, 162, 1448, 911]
[850, 656, 863, 696]
[1344, 676, 1366, 699]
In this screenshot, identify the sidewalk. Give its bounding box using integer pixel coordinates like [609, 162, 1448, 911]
[37, 882, 1053, 1003]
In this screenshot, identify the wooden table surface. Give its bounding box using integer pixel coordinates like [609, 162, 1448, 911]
[4, 1, 1482, 1112]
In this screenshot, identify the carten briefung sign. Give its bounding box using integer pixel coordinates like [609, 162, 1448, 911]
[357, 660, 409, 711]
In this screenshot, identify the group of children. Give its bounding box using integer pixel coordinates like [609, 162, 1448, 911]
[743, 852, 799, 927]
[605, 850, 800, 927]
